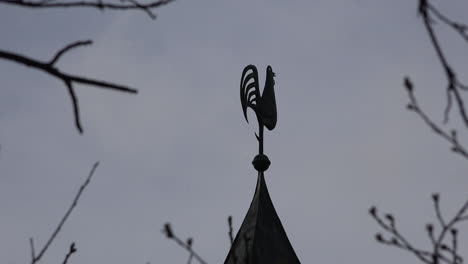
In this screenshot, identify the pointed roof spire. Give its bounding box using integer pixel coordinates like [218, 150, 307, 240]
[224, 173, 300, 264]
[225, 65, 300, 264]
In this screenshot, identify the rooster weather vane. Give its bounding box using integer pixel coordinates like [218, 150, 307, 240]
[240, 64, 277, 172]
[226, 65, 301, 264]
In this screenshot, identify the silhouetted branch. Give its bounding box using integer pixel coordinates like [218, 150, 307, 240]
[49, 40, 91, 65]
[29, 162, 99, 264]
[0, 0, 174, 19]
[29, 238, 35, 263]
[1, 0, 174, 133]
[370, 193, 467, 264]
[426, 2, 468, 43]
[228, 216, 234, 245]
[404, 78, 468, 159]
[0, 43, 137, 133]
[390, 5, 468, 264]
[410, 1, 468, 130]
[162, 223, 207, 264]
[187, 252, 194, 264]
[186, 237, 193, 264]
[402, 1, 468, 163]
[62, 243, 77, 264]
[419, 0, 468, 126]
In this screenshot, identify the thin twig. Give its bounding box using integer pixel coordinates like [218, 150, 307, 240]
[227, 216, 238, 264]
[370, 194, 467, 264]
[404, 77, 468, 159]
[228, 215, 234, 245]
[418, 0, 468, 128]
[433, 196, 467, 264]
[0, 0, 174, 19]
[49, 40, 92, 65]
[433, 194, 446, 228]
[121, 0, 156, 19]
[29, 238, 35, 264]
[450, 230, 458, 264]
[187, 253, 194, 264]
[30, 162, 99, 264]
[426, 2, 468, 43]
[62, 242, 77, 264]
[186, 237, 193, 264]
[162, 223, 208, 264]
[64, 80, 82, 133]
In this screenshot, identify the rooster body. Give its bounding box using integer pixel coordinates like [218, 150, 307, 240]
[240, 65, 277, 130]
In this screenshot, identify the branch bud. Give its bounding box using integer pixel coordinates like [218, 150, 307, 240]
[426, 223, 433, 233]
[163, 223, 174, 238]
[375, 233, 384, 242]
[451, 130, 457, 139]
[369, 206, 377, 217]
[451, 228, 458, 236]
[186, 238, 193, 248]
[385, 214, 394, 224]
[404, 77, 413, 92]
[70, 242, 77, 253]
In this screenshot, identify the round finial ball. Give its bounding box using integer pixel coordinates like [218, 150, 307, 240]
[252, 154, 271, 172]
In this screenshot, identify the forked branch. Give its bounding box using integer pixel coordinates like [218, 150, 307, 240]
[416, 0, 468, 126]
[29, 162, 99, 264]
[62, 243, 77, 264]
[403, 1, 468, 160]
[162, 223, 208, 264]
[370, 194, 468, 264]
[0, 0, 174, 19]
[404, 78, 468, 159]
[0, 41, 137, 133]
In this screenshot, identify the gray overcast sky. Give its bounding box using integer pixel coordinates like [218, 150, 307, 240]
[1, 0, 468, 263]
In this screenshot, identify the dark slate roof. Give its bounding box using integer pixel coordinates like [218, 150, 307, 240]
[224, 172, 301, 264]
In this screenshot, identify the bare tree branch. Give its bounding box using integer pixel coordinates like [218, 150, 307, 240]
[30, 162, 99, 264]
[370, 193, 467, 264]
[227, 215, 239, 264]
[62, 242, 77, 264]
[49, 40, 91, 65]
[0, 0, 174, 19]
[186, 237, 194, 264]
[401, 1, 468, 163]
[29, 238, 36, 263]
[404, 78, 468, 159]
[162, 223, 208, 264]
[426, 2, 468, 43]
[416, 0, 468, 126]
[64, 80, 83, 133]
[381, 4, 468, 264]
[228, 215, 234, 245]
[1, 0, 174, 133]
[0, 42, 137, 134]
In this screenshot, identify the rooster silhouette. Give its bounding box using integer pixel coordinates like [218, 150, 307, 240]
[240, 64, 277, 168]
[240, 65, 277, 131]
